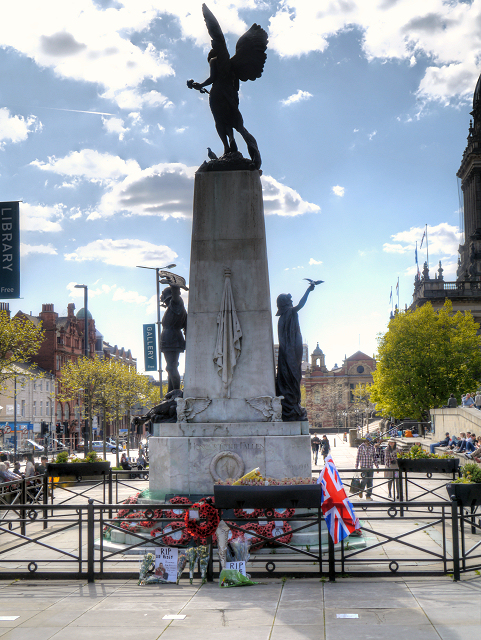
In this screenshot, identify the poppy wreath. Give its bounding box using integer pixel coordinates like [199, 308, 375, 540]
[161, 521, 190, 546]
[170, 496, 192, 505]
[256, 520, 275, 539]
[184, 500, 220, 539]
[233, 507, 263, 519]
[163, 496, 192, 519]
[267, 522, 293, 546]
[272, 507, 295, 520]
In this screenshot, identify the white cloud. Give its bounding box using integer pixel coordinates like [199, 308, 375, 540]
[0, 108, 42, 145]
[20, 202, 65, 232]
[0, 3, 174, 109]
[31, 149, 140, 183]
[112, 287, 148, 305]
[332, 185, 344, 197]
[101, 88, 174, 111]
[261, 175, 320, 217]
[64, 238, 177, 268]
[266, 0, 481, 104]
[102, 116, 128, 140]
[175, 127, 187, 134]
[20, 242, 57, 256]
[31, 149, 321, 221]
[67, 281, 116, 300]
[384, 222, 462, 257]
[280, 90, 313, 106]
[309, 258, 323, 265]
[368, 131, 377, 140]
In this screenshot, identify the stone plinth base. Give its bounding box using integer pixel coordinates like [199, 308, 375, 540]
[149, 422, 311, 499]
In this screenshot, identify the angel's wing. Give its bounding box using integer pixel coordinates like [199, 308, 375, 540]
[230, 24, 268, 82]
[202, 4, 229, 60]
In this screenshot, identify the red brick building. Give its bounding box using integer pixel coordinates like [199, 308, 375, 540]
[303, 345, 376, 431]
[15, 303, 136, 442]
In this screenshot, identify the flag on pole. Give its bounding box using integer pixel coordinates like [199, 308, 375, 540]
[420, 229, 426, 249]
[389, 286, 392, 303]
[396, 279, 399, 294]
[317, 454, 360, 543]
[415, 241, 418, 265]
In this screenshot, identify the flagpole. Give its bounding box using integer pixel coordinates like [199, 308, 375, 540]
[425, 223, 429, 270]
[397, 277, 400, 309]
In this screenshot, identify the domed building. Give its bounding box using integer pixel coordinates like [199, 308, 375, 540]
[303, 346, 376, 431]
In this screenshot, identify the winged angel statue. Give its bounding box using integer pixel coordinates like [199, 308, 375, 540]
[187, 4, 268, 170]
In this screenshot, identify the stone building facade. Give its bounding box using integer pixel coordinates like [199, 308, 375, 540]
[411, 72, 481, 322]
[303, 345, 376, 431]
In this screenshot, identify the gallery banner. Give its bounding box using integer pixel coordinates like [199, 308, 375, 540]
[0, 202, 20, 299]
[143, 323, 157, 371]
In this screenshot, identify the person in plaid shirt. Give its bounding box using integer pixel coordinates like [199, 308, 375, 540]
[355, 440, 379, 500]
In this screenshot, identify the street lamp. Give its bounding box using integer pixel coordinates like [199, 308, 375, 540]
[74, 284, 90, 453]
[136, 263, 176, 401]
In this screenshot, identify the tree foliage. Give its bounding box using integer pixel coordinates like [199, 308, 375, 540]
[0, 310, 44, 388]
[370, 301, 481, 421]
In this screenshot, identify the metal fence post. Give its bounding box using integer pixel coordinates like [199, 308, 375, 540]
[318, 508, 323, 577]
[20, 479, 26, 536]
[451, 498, 460, 581]
[42, 474, 48, 530]
[87, 498, 95, 583]
[108, 471, 113, 520]
[328, 530, 336, 582]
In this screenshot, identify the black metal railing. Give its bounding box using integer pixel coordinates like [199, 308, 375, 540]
[0, 495, 479, 582]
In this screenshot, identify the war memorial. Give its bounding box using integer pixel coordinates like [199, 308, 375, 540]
[149, 4, 317, 499]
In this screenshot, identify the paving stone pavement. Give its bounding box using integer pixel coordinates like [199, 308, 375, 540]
[0, 436, 479, 639]
[0, 573, 479, 640]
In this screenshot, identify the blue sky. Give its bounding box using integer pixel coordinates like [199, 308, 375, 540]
[0, 0, 478, 373]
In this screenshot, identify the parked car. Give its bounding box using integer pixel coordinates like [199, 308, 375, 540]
[47, 438, 69, 454]
[77, 439, 119, 453]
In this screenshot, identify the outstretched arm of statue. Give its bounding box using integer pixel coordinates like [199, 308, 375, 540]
[187, 60, 216, 93]
[293, 284, 315, 312]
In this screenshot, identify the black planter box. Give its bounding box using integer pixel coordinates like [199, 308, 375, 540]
[446, 482, 481, 507]
[47, 461, 110, 479]
[214, 484, 321, 510]
[397, 458, 459, 474]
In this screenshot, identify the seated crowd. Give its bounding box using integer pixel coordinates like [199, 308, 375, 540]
[432, 431, 481, 462]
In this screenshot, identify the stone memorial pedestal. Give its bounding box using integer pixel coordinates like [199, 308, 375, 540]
[149, 169, 311, 499]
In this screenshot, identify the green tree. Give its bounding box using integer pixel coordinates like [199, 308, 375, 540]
[0, 310, 44, 389]
[58, 356, 106, 455]
[370, 301, 481, 421]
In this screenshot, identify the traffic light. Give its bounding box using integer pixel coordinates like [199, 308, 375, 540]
[41, 422, 48, 436]
[56, 422, 62, 435]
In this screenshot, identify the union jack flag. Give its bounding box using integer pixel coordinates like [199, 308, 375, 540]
[317, 454, 360, 543]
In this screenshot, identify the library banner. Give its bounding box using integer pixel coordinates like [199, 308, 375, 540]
[143, 323, 157, 372]
[1, 202, 20, 299]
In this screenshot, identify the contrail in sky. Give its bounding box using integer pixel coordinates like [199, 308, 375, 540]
[39, 107, 114, 116]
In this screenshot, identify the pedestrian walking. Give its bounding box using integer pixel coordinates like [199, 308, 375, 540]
[355, 440, 379, 500]
[311, 433, 321, 465]
[320, 435, 330, 463]
[384, 440, 399, 499]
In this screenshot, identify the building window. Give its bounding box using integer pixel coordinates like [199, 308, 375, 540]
[21, 400, 25, 417]
[56, 355, 60, 370]
[40, 401, 43, 416]
[33, 380, 36, 390]
[33, 401, 37, 416]
[357, 365, 365, 374]
[46, 401, 50, 416]
[39, 381, 43, 391]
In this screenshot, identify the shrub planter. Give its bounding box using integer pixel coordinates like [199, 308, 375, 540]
[446, 482, 481, 507]
[47, 461, 110, 480]
[214, 484, 321, 510]
[397, 458, 459, 474]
